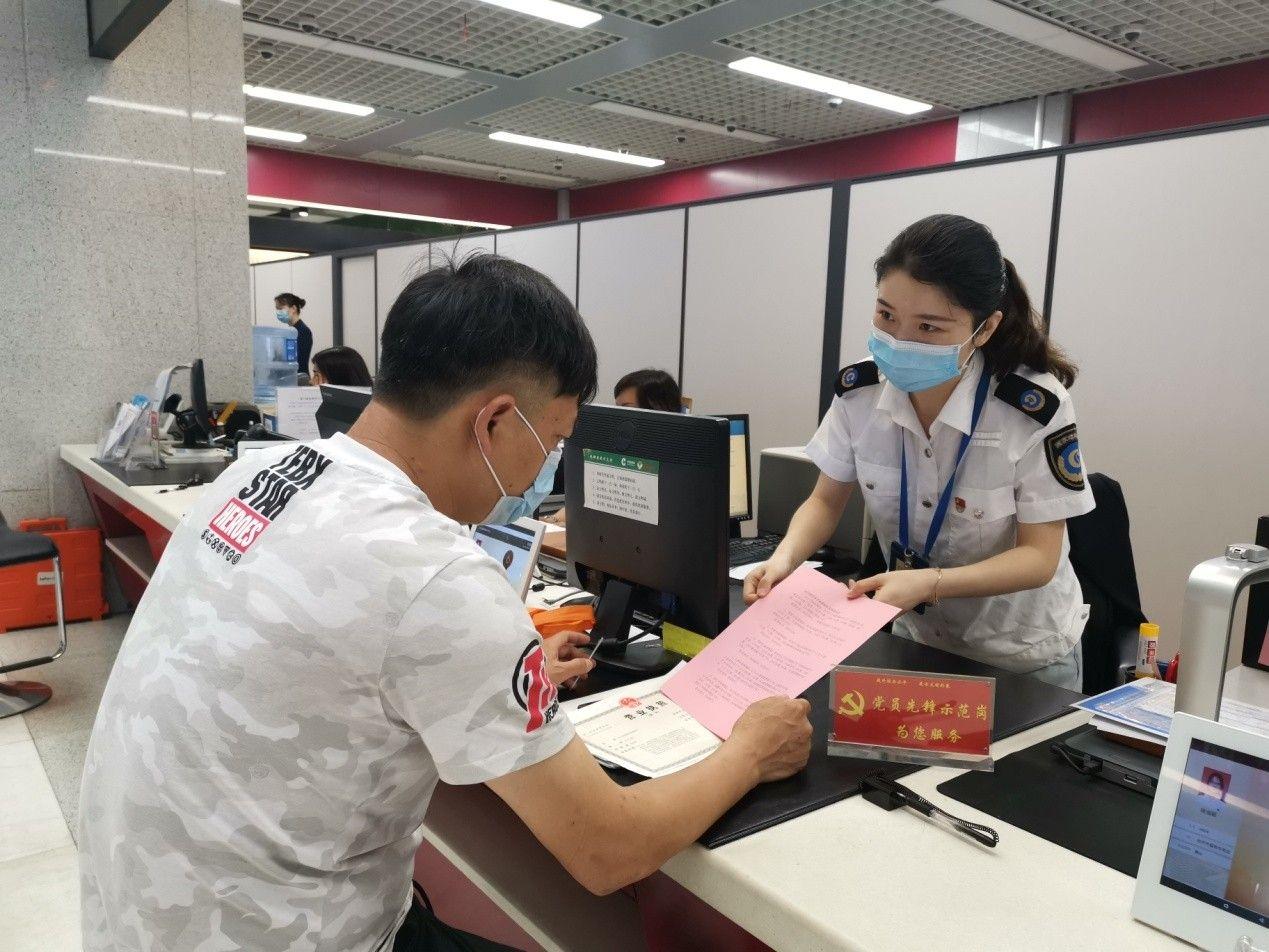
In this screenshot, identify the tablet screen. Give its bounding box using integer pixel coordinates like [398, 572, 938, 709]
[1160, 738, 1269, 927]
[473, 522, 538, 597]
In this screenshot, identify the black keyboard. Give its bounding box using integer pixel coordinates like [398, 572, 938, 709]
[728, 534, 781, 567]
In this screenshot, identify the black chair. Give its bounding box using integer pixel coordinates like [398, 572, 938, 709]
[1068, 473, 1146, 696]
[0, 514, 68, 718]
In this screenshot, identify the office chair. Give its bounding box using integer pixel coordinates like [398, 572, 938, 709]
[0, 512, 68, 718]
[1067, 473, 1145, 695]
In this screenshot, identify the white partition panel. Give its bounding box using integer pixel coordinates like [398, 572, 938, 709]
[290, 255, 334, 356]
[579, 210, 685, 402]
[253, 260, 291, 327]
[494, 223, 579, 304]
[840, 157, 1058, 362]
[1052, 125, 1269, 652]
[375, 241, 430, 335]
[341, 255, 378, 375]
[682, 188, 834, 519]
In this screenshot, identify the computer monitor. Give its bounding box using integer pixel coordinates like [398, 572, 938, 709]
[315, 385, 372, 438]
[722, 414, 752, 530]
[564, 405, 730, 674]
[176, 359, 215, 448]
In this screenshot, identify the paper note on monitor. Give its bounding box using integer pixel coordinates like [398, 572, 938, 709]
[663, 566, 901, 739]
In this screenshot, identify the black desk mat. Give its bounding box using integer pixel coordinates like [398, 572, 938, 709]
[602, 633, 1084, 848]
[936, 726, 1154, 876]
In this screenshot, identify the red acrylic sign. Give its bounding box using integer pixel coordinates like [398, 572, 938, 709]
[830, 667, 994, 757]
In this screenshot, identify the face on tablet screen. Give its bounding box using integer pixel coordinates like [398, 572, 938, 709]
[1160, 738, 1269, 925]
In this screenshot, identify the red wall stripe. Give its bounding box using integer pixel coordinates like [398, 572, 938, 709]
[1069, 58, 1269, 144]
[568, 119, 959, 219]
[245, 147, 558, 227]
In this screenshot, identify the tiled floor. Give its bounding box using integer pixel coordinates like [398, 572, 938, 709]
[0, 615, 130, 952]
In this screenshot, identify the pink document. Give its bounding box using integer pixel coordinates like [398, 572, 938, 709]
[662, 567, 901, 739]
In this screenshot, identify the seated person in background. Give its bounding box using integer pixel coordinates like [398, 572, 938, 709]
[79, 254, 811, 952]
[543, 368, 684, 526]
[614, 368, 682, 413]
[311, 345, 374, 387]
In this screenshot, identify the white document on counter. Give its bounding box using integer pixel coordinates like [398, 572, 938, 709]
[567, 667, 720, 779]
[276, 387, 323, 441]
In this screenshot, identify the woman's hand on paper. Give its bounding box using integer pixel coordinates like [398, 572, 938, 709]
[727, 697, 812, 783]
[543, 630, 595, 687]
[742, 555, 796, 605]
[845, 570, 936, 612]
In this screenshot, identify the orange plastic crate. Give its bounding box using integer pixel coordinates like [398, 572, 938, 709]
[0, 518, 109, 633]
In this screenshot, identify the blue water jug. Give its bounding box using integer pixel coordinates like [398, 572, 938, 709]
[252, 325, 299, 404]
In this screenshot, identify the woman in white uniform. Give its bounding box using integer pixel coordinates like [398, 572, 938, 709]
[744, 214, 1095, 691]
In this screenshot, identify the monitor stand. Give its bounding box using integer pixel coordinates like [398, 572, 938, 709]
[591, 577, 677, 677]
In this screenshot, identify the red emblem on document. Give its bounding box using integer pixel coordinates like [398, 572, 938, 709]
[512, 642, 559, 733]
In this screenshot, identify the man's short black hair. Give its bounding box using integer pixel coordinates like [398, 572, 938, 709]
[376, 253, 598, 418]
[614, 368, 681, 413]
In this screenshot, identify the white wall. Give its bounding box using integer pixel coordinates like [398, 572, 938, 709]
[253, 259, 290, 326]
[0, 0, 249, 526]
[840, 157, 1058, 363]
[495, 223, 579, 304]
[1052, 125, 1269, 653]
[341, 256, 378, 376]
[578, 209, 685, 403]
[375, 241, 430, 346]
[682, 188, 834, 519]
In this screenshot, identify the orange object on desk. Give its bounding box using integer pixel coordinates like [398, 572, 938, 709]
[528, 604, 595, 637]
[0, 518, 109, 633]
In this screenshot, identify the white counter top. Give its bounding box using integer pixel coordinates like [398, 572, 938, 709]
[60, 444, 207, 532]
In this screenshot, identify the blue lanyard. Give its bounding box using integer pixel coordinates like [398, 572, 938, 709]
[898, 371, 992, 560]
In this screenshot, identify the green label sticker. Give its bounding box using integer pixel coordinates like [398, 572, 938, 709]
[581, 449, 661, 475]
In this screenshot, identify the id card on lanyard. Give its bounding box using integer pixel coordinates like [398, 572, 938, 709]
[889, 371, 992, 613]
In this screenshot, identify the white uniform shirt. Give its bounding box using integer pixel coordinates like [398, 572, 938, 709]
[806, 352, 1095, 672]
[79, 434, 572, 952]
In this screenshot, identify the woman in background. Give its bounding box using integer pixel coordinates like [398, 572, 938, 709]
[310, 346, 373, 388]
[613, 369, 682, 413]
[274, 292, 313, 376]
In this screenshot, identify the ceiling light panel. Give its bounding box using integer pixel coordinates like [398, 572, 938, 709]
[361, 148, 577, 186]
[574, 53, 925, 143]
[469, 96, 774, 167]
[1010, 0, 1269, 71]
[245, 99, 399, 140]
[571, 0, 727, 26]
[474, 0, 601, 29]
[241, 0, 623, 77]
[244, 125, 309, 142]
[391, 127, 647, 186]
[490, 131, 664, 166]
[243, 37, 492, 117]
[243, 84, 375, 115]
[717, 0, 1120, 111]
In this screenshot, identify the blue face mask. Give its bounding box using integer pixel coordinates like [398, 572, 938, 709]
[867, 324, 983, 393]
[477, 407, 561, 525]
[275, 310, 290, 324]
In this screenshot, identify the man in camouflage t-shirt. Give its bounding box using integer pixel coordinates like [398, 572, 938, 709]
[80, 255, 811, 952]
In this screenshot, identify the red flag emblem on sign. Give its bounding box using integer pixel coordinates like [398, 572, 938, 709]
[512, 642, 559, 733]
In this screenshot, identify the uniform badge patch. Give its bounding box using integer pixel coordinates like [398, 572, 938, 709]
[994, 374, 1059, 426]
[1044, 423, 1084, 491]
[512, 642, 558, 733]
[834, 360, 879, 397]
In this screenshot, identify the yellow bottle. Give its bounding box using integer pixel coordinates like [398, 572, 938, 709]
[1135, 622, 1160, 679]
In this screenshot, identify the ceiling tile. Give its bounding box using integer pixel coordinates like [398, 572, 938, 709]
[718, 0, 1120, 112]
[244, 36, 493, 116]
[393, 126, 643, 184]
[242, 0, 624, 77]
[575, 52, 927, 142]
[1011, 0, 1269, 70]
[573, 0, 731, 26]
[467, 96, 777, 163]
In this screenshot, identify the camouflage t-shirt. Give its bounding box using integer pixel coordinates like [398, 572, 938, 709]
[79, 434, 573, 952]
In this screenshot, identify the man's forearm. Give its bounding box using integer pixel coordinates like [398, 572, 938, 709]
[580, 742, 758, 892]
